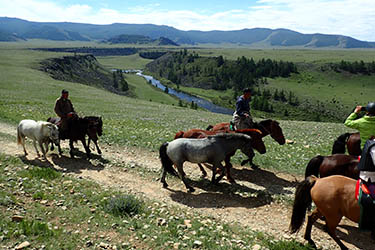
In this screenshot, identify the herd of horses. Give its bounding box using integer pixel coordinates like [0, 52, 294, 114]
[17, 113, 371, 249]
[17, 115, 103, 159]
[161, 119, 372, 250]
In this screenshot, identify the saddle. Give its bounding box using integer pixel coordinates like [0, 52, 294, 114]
[355, 179, 375, 230]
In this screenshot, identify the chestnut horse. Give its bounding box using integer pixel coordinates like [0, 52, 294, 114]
[304, 154, 359, 179]
[331, 132, 361, 156]
[206, 119, 286, 145]
[290, 175, 369, 250]
[174, 128, 265, 183]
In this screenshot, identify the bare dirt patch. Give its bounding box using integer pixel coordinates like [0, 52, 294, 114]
[0, 121, 372, 250]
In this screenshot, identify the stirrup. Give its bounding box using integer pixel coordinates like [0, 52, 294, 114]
[229, 121, 236, 131]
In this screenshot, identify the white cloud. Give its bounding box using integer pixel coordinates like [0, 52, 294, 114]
[0, 0, 374, 41]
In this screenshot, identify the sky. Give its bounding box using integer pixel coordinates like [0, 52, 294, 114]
[1, 0, 375, 42]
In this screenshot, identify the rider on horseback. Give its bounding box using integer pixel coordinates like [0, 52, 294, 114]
[232, 88, 254, 130]
[54, 89, 76, 137]
[346, 102, 375, 231]
[344, 102, 375, 149]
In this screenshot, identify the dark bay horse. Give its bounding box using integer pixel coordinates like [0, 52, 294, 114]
[160, 133, 256, 192]
[174, 128, 265, 183]
[207, 119, 286, 145]
[290, 175, 367, 250]
[304, 154, 359, 179]
[48, 115, 102, 158]
[85, 116, 103, 155]
[331, 132, 361, 156]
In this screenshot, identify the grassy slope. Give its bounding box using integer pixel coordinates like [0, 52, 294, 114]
[0, 41, 363, 249]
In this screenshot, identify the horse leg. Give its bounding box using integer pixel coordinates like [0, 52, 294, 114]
[39, 141, 47, 159]
[80, 138, 91, 158]
[304, 208, 320, 248]
[94, 139, 102, 155]
[20, 137, 28, 156]
[213, 162, 225, 184]
[197, 163, 208, 178]
[69, 140, 75, 158]
[176, 163, 194, 192]
[50, 139, 54, 151]
[325, 215, 348, 250]
[224, 156, 235, 183]
[32, 140, 40, 157]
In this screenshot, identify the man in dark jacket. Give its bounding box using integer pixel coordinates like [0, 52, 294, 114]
[54, 89, 76, 134]
[232, 88, 254, 130]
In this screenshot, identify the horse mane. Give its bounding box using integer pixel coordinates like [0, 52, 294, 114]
[208, 132, 251, 141]
[258, 119, 274, 127]
[235, 128, 262, 135]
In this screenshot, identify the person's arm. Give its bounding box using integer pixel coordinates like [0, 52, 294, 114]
[344, 106, 362, 129]
[54, 100, 65, 118]
[68, 99, 75, 113]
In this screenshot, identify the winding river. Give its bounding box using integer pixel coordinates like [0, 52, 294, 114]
[136, 72, 234, 115]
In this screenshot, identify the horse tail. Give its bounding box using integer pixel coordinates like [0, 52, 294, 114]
[159, 142, 178, 176]
[17, 125, 22, 145]
[206, 125, 213, 130]
[289, 175, 317, 234]
[304, 155, 324, 178]
[331, 132, 351, 154]
[174, 131, 184, 139]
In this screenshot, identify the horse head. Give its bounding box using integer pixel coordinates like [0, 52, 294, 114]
[174, 131, 185, 139]
[270, 120, 285, 145]
[45, 122, 60, 146]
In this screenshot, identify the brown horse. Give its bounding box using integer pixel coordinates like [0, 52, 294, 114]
[304, 154, 359, 179]
[85, 116, 103, 155]
[207, 119, 286, 145]
[174, 128, 265, 183]
[331, 132, 361, 156]
[289, 175, 369, 250]
[47, 115, 101, 158]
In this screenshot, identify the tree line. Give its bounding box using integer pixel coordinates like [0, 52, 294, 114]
[330, 60, 375, 75]
[146, 50, 298, 95]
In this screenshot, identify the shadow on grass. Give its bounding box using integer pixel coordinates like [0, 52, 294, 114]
[167, 176, 273, 209]
[198, 163, 297, 195]
[19, 150, 107, 174]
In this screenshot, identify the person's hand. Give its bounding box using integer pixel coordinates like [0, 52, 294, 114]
[67, 112, 74, 118]
[354, 106, 362, 114]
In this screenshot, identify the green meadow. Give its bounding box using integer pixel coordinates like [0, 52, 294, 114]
[0, 41, 368, 249]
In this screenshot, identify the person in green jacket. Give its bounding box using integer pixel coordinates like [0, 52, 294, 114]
[344, 102, 375, 149]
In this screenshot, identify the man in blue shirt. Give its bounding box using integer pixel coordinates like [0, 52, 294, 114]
[232, 88, 254, 130]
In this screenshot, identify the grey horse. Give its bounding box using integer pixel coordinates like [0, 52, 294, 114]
[159, 133, 255, 192]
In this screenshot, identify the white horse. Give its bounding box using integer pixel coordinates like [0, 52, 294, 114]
[17, 119, 59, 159]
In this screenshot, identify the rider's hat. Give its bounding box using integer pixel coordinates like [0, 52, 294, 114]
[366, 102, 375, 115]
[61, 89, 69, 94]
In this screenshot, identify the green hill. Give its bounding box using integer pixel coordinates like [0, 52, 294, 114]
[1, 17, 374, 48]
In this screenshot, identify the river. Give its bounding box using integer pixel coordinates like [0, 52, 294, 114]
[136, 72, 234, 115]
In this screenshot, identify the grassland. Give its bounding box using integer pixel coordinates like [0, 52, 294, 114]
[0, 41, 365, 249]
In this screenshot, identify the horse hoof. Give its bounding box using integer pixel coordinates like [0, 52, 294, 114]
[162, 182, 168, 188]
[251, 165, 259, 170]
[188, 187, 195, 192]
[98, 150, 102, 155]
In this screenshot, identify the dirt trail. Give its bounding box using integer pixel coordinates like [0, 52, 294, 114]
[1, 122, 372, 250]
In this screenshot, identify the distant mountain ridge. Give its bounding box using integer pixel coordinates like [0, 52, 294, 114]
[105, 34, 179, 46]
[1, 17, 374, 48]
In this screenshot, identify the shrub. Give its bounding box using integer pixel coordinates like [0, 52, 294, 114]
[103, 195, 143, 217]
